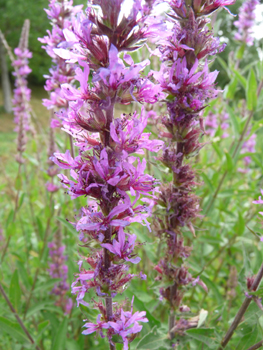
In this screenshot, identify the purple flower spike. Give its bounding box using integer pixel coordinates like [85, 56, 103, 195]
[234, 0, 259, 47]
[45, 0, 163, 348]
[12, 20, 32, 164]
[151, 0, 235, 337]
[48, 237, 73, 315]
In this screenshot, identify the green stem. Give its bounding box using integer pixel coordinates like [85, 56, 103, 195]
[0, 283, 41, 350]
[217, 260, 263, 349]
[23, 193, 54, 319]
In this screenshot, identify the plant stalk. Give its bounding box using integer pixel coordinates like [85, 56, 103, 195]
[0, 283, 41, 350]
[246, 340, 263, 350]
[217, 260, 263, 349]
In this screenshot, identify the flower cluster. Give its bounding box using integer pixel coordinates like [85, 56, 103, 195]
[48, 1, 164, 348]
[205, 110, 229, 138]
[238, 132, 256, 173]
[234, 0, 259, 47]
[39, 0, 83, 122]
[48, 236, 73, 314]
[12, 20, 32, 164]
[152, 0, 235, 336]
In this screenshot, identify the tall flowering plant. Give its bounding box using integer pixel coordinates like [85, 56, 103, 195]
[49, 1, 164, 348]
[39, 0, 82, 114]
[12, 20, 32, 164]
[152, 0, 235, 338]
[234, 0, 259, 47]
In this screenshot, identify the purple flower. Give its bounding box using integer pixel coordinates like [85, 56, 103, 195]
[46, 182, 60, 193]
[48, 240, 73, 314]
[82, 314, 109, 335]
[108, 304, 148, 350]
[101, 228, 141, 264]
[234, 0, 259, 47]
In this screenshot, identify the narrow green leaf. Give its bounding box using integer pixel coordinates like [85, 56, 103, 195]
[52, 318, 68, 350]
[201, 173, 214, 191]
[37, 320, 50, 340]
[136, 326, 168, 350]
[234, 212, 245, 235]
[36, 216, 44, 240]
[223, 151, 233, 171]
[186, 328, 217, 348]
[225, 77, 238, 99]
[0, 316, 29, 344]
[126, 290, 161, 329]
[246, 69, 257, 111]
[216, 57, 230, 78]
[15, 176, 22, 191]
[236, 327, 259, 350]
[233, 69, 247, 90]
[6, 210, 14, 229]
[236, 43, 245, 60]
[6, 222, 16, 238]
[33, 279, 61, 295]
[226, 105, 240, 137]
[18, 192, 25, 209]
[57, 217, 76, 235]
[212, 143, 223, 159]
[16, 260, 31, 290]
[9, 270, 21, 312]
[201, 276, 223, 304]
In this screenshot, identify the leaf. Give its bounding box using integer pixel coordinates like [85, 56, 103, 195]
[65, 339, 82, 350]
[136, 326, 169, 350]
[212, 143, 223, 159]
[201, 173, 214, 191]
[37, 320, 50, 340]
[57, 217, 76, 235]
[236, 43, 245, 60]
[126, 291, 161, 329]
[223, 151, 233, 172]
[185, 328, 217, 348]
[225, 76, 238, 100]
[234, 212, 245, 235]
[18, 192, 25, 209]
[52, 318, 68, 350]
[226, 105, 240, 137]
[0, 316, 29, 344]
[33, 279, 61, 295]
[235, 326, 259, 350]
[216, 57, 230, 78]
[15, 175, 22, 191]
[5, 209, 14, 229]
[79, 304, 97, 322]
[246, 69, 257, 111]
[201, 276, 223, 304]
[27, 300, 55, 318]
[16, 260, 31, 290]
[233, 69, 247, 90]
[9, 270, 21, 312]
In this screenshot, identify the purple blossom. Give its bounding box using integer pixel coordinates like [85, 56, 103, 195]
[151, 0, 235, 331]
[48, 241, 73, 314]
[101, 228, 141, 264]
[108, 308, 148, 350]
[39, 0, 83, 114]
[48, 1, 162, 347]
[238, 133, 256, 173]
[234, 0, 259, 47]
[12, 48, 32, 133]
